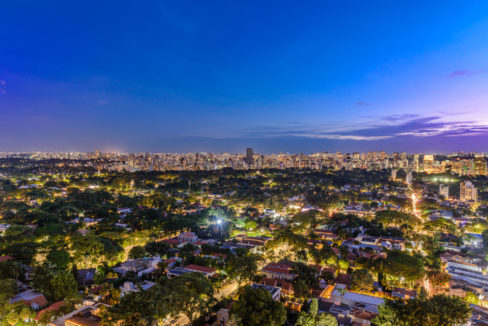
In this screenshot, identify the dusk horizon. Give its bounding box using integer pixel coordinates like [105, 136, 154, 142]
[1, 1, 488, 153]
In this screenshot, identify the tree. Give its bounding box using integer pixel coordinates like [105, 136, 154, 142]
[244, 220, 257, 231]
[373, 295, 471, 326]
[464, 291, 480, 305]
[337, 259, 349, 273]
[158, 272, 214, 323]
[101, 290, 159, 326]
[33, 265, 78, 301]
[427, 271, 451, 291]
[226, 254, 259, 286]
[231, 286, 286, 326]
[144, 241, 170, 257]
[350, 269, 374, 292]
[383, 251, 425, 282]
[49, 269, 78, 301]
[129, 246, 147, 259]
[292, 263, 320, 298]
[296, 299, 337, 326]
[178, 243, 198, 261]
[47, 249, 71, 269]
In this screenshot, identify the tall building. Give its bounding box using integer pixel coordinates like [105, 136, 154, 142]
[413, 154, 420, 172]
[475, 155, 486, 176]
[423, 155, 434, 173]
[460, 181, 478, 203]
[246, 148, 254, 166]
[406, 171, 413, 184]
[391, 169, 397, 181]
[439, 184, 449, 199]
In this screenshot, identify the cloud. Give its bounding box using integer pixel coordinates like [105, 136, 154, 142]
[449, 70, 474, 77]
[0, 89, 6, 95]
[98, 100, 108, 104]
[243, 114, 488, 143]
[356, 101, 369, 106]
[0, 80, 6, 85]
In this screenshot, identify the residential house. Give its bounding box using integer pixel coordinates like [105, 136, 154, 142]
[261, 262, 296, 281]
[10, 289, 47, 310]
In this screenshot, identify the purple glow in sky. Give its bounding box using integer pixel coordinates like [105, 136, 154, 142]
[0, 1, 487, 153]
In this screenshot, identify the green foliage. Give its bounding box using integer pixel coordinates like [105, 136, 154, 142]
[70, 233, 124, 267]
[47, 249, 71, 269]
[244, 220, 258, 231]
[464, 291, 480, 305]
[101, 290, 159, 326]
[1, 241, 38, 265]
[423, 218, 456, 234]
[144, 241, 170, 257]
[226, 254, 259, 285]
[375, 210, 419, 227]
[373, 295, 471, 326]
[33, 265, 78, 301]
[296, 299, 337, 326]
[350, 269, 374, 291]
[231, 285, 286, 326]
[292, 262, 319, 298]
[383, 250, 425, 282]
[158, 272, 214, 322]
[128, 246, 147, 259]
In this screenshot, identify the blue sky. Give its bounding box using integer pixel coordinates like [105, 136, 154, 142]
[1, 1, 487, 153]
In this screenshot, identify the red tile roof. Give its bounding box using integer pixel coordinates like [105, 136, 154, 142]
[0, 255, 14, 262]
[262, 263, 294, 275]
[334, 273, 351, 286]
[185, 264, 216, 274]
[35, 301, 64, 321]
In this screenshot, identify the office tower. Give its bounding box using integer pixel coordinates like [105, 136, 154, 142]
[439, 184, 449, 199]
[246, 148, 254, 166]
[460, 181, 478, 203]
[406, 171, 413, 184]
[423, 155, 434, 173]
[413, 154, 420, 172]
[391, 169, 397, 181]
[475, 155, 486, 176]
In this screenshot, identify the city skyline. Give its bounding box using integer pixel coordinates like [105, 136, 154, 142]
[1, 1, 488, 153]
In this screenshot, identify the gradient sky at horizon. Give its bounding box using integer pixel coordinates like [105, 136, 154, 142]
[1, 1, 488, 153]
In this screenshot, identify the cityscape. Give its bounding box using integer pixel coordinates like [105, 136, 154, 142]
[2, 1, 488, 326]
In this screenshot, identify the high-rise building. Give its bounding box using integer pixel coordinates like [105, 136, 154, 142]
[406, 171, 413, 184]
[460, 181, 478, 203]
[439, 184, 449, 199]
[413, 154, 420, 172]
[423, 155, 434, 173]
[391, 169, 397, 181]
[246, 148, 254, 166]
[475, 155, 486, 176]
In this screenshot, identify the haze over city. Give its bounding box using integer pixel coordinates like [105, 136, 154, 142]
[1, 1, 488, 153]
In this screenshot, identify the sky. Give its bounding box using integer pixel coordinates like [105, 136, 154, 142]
[0, 1, 488, 154]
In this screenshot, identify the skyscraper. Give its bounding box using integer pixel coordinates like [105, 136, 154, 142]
[391, 169, 397, 181]
[413, 154, 420, 172]
[406, 171, 413, 184]
[475, 154, 486, 176]
[439, 184, 449, 199]
[246, 148, 254, 166]
[423, 155, 434, 173]
[460, 181, 478, 203]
